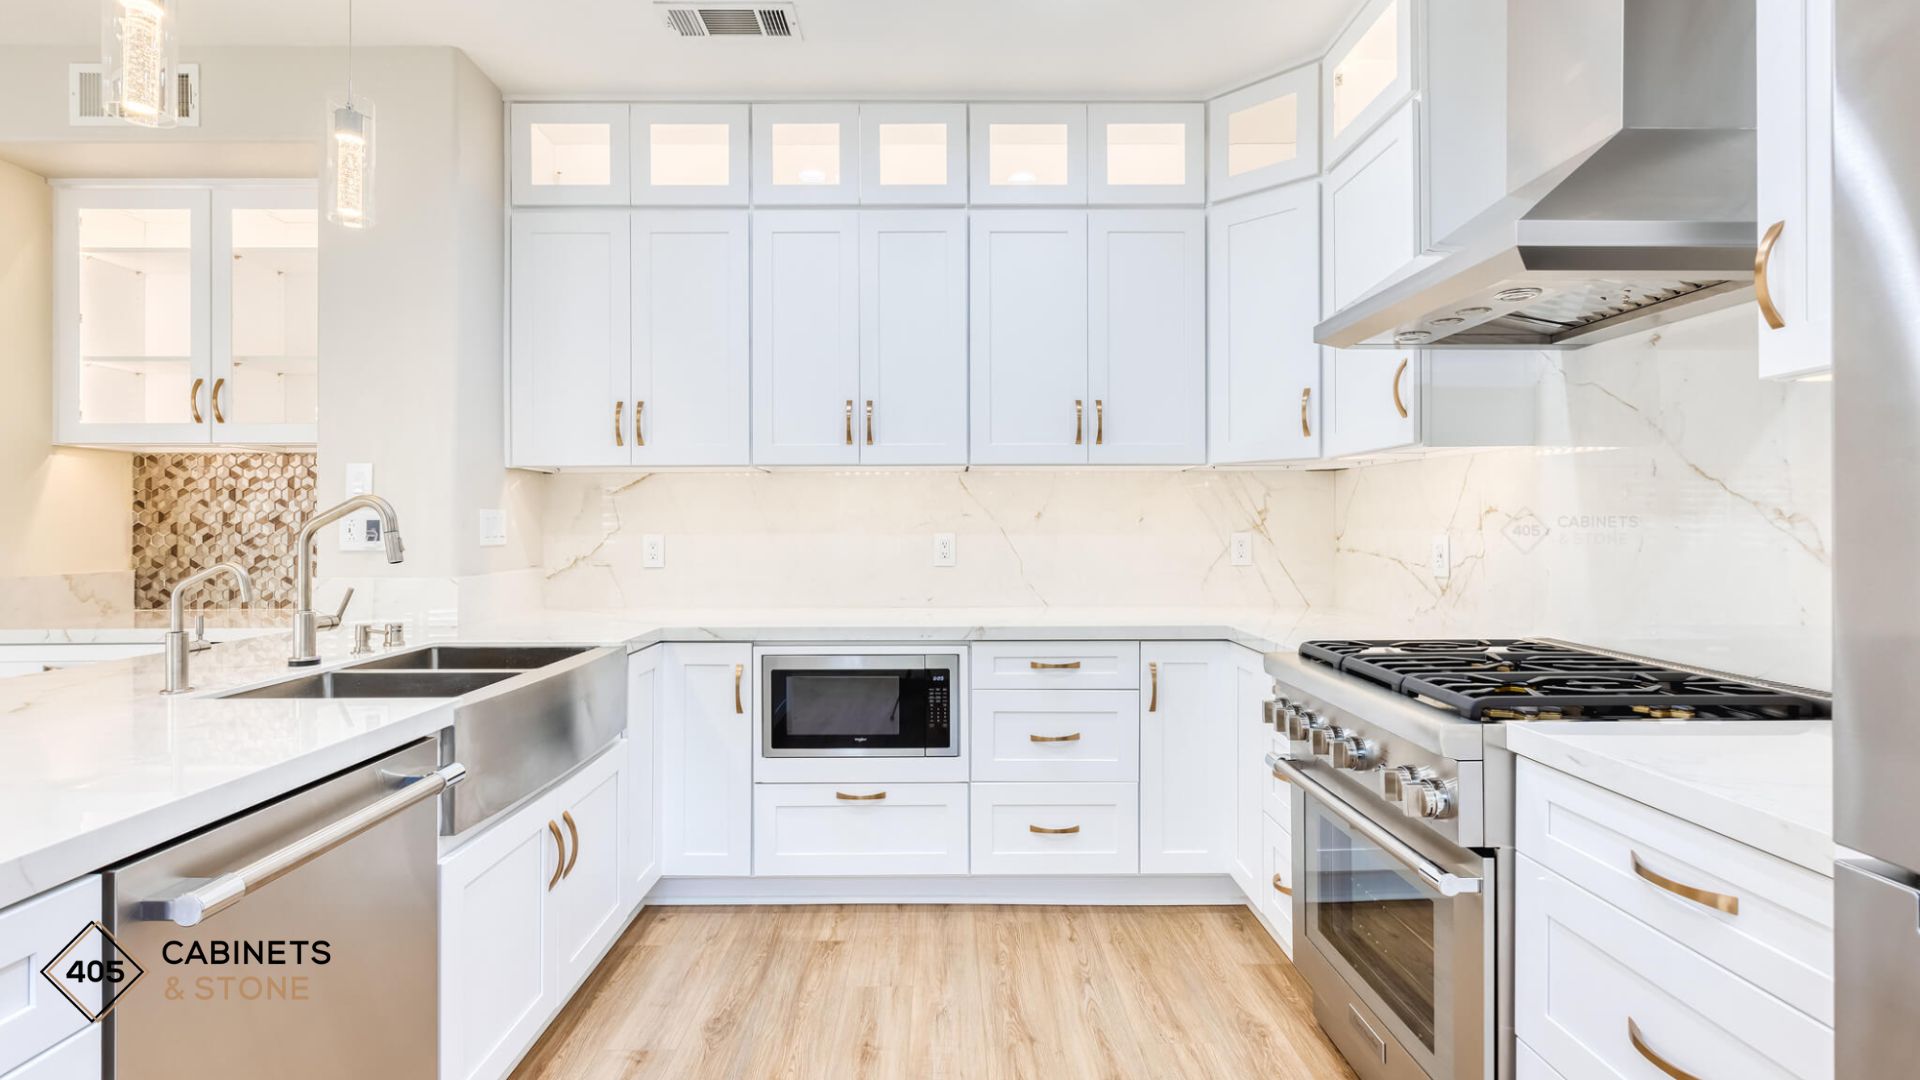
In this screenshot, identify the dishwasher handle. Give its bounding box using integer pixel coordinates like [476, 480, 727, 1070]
[149, 762, 466, 927]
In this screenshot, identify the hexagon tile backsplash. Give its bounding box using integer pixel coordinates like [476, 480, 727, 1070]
[132, 452, 318, 611]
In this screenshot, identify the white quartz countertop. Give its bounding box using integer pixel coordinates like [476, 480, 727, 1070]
[1502, 721, 1834, 876]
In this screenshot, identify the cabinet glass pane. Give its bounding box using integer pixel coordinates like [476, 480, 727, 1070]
[650, 123, 731, 187]
[77, 207, 194, 425]
[769, 122, 841, 185]
[1227, 94, 1299, 176]
[877, 122, 948, 186]
[988, 123, 1070, 187]
[528, 122, 613, 187]
[1105, 122, 1186, 186]
[1332, 4, 1398, 138]
[228, 207, 319, 427]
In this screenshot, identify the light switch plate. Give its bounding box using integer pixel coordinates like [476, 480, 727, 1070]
[1431, 534, 1452, 583]
[642, 534, 665, 568]
[478, 509, 507, 548]
[932, 533, 956, 567]
[1230, 532, 1253, 566]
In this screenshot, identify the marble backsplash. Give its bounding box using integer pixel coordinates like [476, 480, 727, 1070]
[0, 570, 134, 628]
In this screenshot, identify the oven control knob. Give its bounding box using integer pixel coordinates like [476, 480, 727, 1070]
[1331, 738, 1378, 771]
[1284, 707, 1314, 742]
[1403, 779, 1456, 820]
[1263, 699, 1285, 728]
[1310, 725, 1348, 757]
[1381, 765, 1425, 801]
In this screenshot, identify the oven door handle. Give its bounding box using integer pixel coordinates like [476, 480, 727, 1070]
[1267, 752, 1482, 898]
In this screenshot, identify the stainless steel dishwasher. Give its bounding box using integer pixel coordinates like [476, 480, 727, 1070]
[104, 739, 463, 1079]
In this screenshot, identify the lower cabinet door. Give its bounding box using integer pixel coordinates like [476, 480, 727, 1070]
[547, 749, 626, 995]
[7, 1029, 100, 1080]
[439, 808, 556, 1080]
[1514, 1037, 1568, 1080]
[970, 782, 1139, 875]
[1516, 854, 1833, 1080]
[752, 783, 969, 876]
[1260, 811, 1294, 958]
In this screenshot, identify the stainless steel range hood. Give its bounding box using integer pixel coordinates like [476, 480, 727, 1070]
[1315, 0, 1757, 349]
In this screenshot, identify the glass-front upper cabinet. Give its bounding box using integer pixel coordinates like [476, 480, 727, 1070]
[1208, 67, 1320, 202]
[1323, 0, 1415, 168]
[858, 104, 967, 205]
[968, 104, 1087, 206]
[511, 103, 632, 205]
[212, 184, 319, 444]
[1088, 104, 1204, 206]
[751, 104, 860, 204]
[631, 104, 749, 206]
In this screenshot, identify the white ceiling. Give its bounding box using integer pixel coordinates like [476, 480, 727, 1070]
[0, 0, 1355, 98]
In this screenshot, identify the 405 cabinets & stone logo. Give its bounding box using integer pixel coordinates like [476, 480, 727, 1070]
[41, 922, 336, 1021]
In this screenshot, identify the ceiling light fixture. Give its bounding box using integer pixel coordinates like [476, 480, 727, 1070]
[102, 0, 178, 127]
[326, 0, 375, 228]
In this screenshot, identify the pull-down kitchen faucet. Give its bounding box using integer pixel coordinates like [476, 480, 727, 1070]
[290, 494, 404, 666]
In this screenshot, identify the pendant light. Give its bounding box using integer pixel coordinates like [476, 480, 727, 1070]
[326, 0, 375, 228]
[102, 0, 179, 127]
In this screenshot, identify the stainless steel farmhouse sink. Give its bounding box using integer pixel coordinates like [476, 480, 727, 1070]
[346, 644, 593, 671]
[221, 669, 522, 699]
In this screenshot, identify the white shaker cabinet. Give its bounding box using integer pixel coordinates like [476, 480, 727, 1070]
[969, 104, 1088, 206]
[630, 104, 749, 206]
[1088, 211, 1205, 464]
[1322, 0, 1416, 169]
[1323, 100, 1423, 317]
[509, 210, 631, 468]
[1208, 67, 1320, 202]
[858, 210, 968, 465]
[1207, 182, 1323, 463]
[544, 751, 626, 996]
[752, 104, 860, 205]
[1755, 0, 1834, 380]
[1087, 104, 1204, 206]
[511, 103, 631, 206]
[1138, 643, 1238, 875]
[660, 643, 754, 876]
[624, 648, 661, 913]
[968, 211, 1089, 464]
[1324, 348, 1418, 457]
[750, 211, 861, 465]
[632, 211, 750, 465]
[858, 104, 967, 206]
[1325, 347, 1548, 459]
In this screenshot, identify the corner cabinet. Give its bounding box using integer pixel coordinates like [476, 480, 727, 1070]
[1324, 348, 1547, 459]
[1322, 0, 1417, 169]
[1322, 100, 1424, 317]
[1754, 0, 1833, 380]
[1208, 67, 1321, 202]
[1208, 182, 1323, 463]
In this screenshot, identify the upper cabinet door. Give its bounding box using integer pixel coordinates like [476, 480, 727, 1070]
[969, 104, 1088, 206]
[210, 183, 319, 446]
[1087, 104, 1204, 206]
[633, 211, 750, 466]
[1755, 0, 1833, 380]
[509, 210, 632, 468]
[1089, 210, 1205, 465]
[1325, 347, 1419, 457]
[1209, 67, 1320, 202]
[751, 210, 861, 465]
[1323, 100, 1421, 316]
[630, 104, 749, 206]
[1209, 183, 1322, 464]
[511, 103, 631, 206]
[53, 185, 213, 447]
[969, 211, 1089, 464]
[751, 104, 860, 205]
[1322, 0, 1416, 169]
[858, 104, 967, 206]
[859, 211, 968, 465]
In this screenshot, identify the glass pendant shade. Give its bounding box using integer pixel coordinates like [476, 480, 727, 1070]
[102, 0, 179, 128]
[326, 98, 375, 228]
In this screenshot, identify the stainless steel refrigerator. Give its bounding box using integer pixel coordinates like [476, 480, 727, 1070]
[1835, 0, 1920, 1072]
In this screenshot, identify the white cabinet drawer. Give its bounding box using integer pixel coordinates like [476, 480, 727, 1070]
[1513, 1037, 1566, 1080]
[970, 783, 1138, 875]
[0, 876, 100, 1075]
[753, 783, 969, 876]
[1517, 760, 1833, 1024]
[970, 642, 1140, 690]
[970, 689, 1140, 782]
[1517, 855, 1832, 1080]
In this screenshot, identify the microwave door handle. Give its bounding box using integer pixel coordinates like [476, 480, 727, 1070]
[142, 763, 467, 927]
[1267, 753, 1481, 898]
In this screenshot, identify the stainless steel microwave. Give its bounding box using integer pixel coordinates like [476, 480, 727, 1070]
[760, 652, 960, 758]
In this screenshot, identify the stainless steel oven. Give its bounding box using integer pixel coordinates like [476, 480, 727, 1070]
[1279, 755, 1494, 1080]
[760, 650, 960, 757]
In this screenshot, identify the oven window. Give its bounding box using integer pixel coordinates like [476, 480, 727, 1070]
[785, 675, 902, 737]
[1304, 801, 1439, 1051]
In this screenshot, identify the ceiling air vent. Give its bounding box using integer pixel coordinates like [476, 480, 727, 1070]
[69, 63, 200, 127]
[657, 3, 800, 38]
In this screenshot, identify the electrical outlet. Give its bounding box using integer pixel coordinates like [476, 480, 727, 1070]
[339, 463, 379, 551]
[932, 533, 956, 567]
[1431, 534, 1452, 583]
[1230, 532, 1253, 566]
[642, 534, 665, 568]
[478, 509, 507, 548]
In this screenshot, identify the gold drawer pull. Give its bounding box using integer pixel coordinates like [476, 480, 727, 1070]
[1755, 219, 1787, 330]
[1094, 398, 1104, 445]
[1630, 851, 1739, 915]
[614, 400, 625, 447]
[865, 399, 874, 445]
[635, 400, 645, 446]
[734, 663, 744, 714]
[1300, 387, 1312, 437]
[1392, 357, 1410, 418]
[1030, 660, 1082, 670]
[1029, 732, 1082, 743]
[190, 377, 205, 424]
[1628, 1018, 1701, 1080]
[1271, 874, 1291, 896]
[1148, 661, 1158, 712]
[546, 820, 565, 891]
[1030, 824, 1080, 835]
[844, 399, 854, 446]
[1074, 398, 1083, 445]
[211, 377, 226, 423]
[835, 791, 887, 801]
[561, 811, 580, 878]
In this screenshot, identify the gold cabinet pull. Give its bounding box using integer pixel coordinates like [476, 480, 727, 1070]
[1029, 732, 1082, 743]
[1029, 824, 1080, 835]
[635, 400, 645, 446]
[733, 663, 744, 714]
[1630, 851, 1739, 915]
[211, 377, 226, 423]
[561, 811, 580, 878]
[1271, 765, 1290, 783]
[1271, 874, 1291, 896]
[190, 377, 205, 424]
[614, 400, 625, 447]
[835, 791, 887, 801]
[1392, 358, 1410, 419]
[1094, 399, 1104, 445]
[546, 820, 565, 891]
[1300, 387, 1312, 437]
[844, 399, 854, 446]
[1074, 399, 1084, 445]
[1628, 1019, 1701, 1080]
[1148, 661, 1159, 712]
[1030, 660, 1082, 670]
[1755, 219, 1787, 330]
[864, 399, 874, 445]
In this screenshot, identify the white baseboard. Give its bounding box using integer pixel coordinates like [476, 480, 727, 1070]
[645, 873, 1246, 906]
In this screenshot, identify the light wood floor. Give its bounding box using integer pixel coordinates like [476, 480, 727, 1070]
[509, 904, 1359, 1080]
